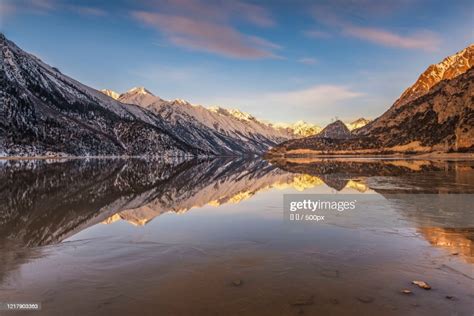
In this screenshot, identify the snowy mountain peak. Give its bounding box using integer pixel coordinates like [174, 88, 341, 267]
[100, 89, 120, 100]
[207, 107, 257, 122]
[273, 121, 322, 137]
[345, 118, 371, 131]
[117, 87, 161, 107]
[208, 106, 225, 113]
[227, 109, 255, 122]
[171, 98, 191, 106]
[125, 87, 154, 96]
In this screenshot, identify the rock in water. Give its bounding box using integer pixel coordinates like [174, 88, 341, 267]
[412, 280, 431, 290]
[232, 280, 242, 286]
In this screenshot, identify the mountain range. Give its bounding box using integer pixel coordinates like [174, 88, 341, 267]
[0, 33, 199, 157]
[100, 86, 371, 148]
[2, 32, 470, 157]
[0, 33, 370, 157]
[268, 44, 474, 156]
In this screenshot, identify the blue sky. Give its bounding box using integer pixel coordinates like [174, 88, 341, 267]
[1, 0, 473, 125]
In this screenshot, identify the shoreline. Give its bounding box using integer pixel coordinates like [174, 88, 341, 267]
[1, 152, 474, 161]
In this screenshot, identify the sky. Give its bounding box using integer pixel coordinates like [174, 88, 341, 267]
[1, 0, 473, 126]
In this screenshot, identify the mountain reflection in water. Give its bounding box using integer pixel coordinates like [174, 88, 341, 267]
[0, 158, 473, 316]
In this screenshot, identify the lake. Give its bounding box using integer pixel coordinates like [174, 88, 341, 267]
[0, 158, 473, 315]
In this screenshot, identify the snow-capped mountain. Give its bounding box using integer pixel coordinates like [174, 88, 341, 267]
[0, 34, 297, 157]
[109, 87, 296, 154]
[108, 87, 372, 149]
[0, 33, 203, 157]
[273, 120, 322, 137]
[118, 87, 165, 107]
[100, 89, 120, 100]
[0, 33, 372, 157]
[345, 118, 371, 131]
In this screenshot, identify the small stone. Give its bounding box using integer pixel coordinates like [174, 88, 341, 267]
[290, 295, 314, 306]
[356, 296, 374, 303]
[412, 280, 431, 290]
[451, 252, 459, 256]
[232, 279, 242, 286]
[401, 289, 412, 295]
[445, 295, 454, 300]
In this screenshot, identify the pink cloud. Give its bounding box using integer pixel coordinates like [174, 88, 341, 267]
[132, 11, 280, 59]
[230, 1, 275, 27]
[343, 26, 440, 51]
[0, 2, 16, 16]
[155, 0, 275, 27]
[309, 3, 441, 51]
[2, 1, 106, 18]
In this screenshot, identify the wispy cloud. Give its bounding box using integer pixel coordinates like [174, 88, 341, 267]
[262, 85, 363, 107]
[309, 1, 441, 51]
[211, 84, 363, 112]
[229, 1, 275, 27]
[153, 0, 275, 28]
[2, 0, 107, 17]
[132, 9, 280, 59]
[343, 26, 440, 51]
[0, 2, 16, 16]
[205, 84, 364, 124]
[297, 57, 318, 65]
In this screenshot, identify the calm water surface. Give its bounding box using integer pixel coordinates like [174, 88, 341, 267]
[0, 158, 473, 316]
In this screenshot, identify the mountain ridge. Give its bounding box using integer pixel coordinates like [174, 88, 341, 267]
[105, 87, 370, 139]
[393, 45, 473, 109]
[267, 44, 474, 156]
[0, 33, 201, 157]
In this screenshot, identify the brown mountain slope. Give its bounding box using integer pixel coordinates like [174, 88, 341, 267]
[267, 63, 474, 156]
[392, 44, 473, 109]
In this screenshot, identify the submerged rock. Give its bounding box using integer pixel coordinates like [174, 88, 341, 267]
[232, 279, 242, 286]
